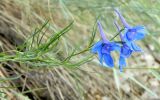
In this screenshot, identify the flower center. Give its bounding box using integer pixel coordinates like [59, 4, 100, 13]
[128, 29, 136, 32]
[127, 29, 137, 40]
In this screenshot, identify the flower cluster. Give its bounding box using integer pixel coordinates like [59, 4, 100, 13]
[91, 9, 146, 71]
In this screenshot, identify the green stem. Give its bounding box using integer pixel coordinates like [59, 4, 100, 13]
[110, 28, 124, 41]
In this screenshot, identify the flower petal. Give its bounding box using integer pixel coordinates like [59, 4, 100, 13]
[91, 41, 103, 53]
[101, 42, 121, 54]
[131, 42, 142, 52]
[97, 47, 103, 64]
[103, 54, 114, 67]
[122, 29, 129, 41]
[134, 26, 146, 40]
[121, 44, 132, 58]
[111, 43, 121, 51]
[119, 56, 126, 72]
[134, 32, 145, 40]
[101, 44, 110, 54]
[126, 31, 135, 41]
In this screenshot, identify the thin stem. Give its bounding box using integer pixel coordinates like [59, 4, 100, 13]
[110, 28, 124, 41]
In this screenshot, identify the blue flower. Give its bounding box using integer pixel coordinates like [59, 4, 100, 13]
[119, 44, 133, 71]
[114, 21, 133, 71]
[124, 26, 146, 41]
[92, 21, 120, 67]
[114, 9, 147, 71]
[115, 9, 146, 52]
[123, 26, 146, 52]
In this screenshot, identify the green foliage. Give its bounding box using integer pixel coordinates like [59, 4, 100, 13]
[0, 20, 96, 69]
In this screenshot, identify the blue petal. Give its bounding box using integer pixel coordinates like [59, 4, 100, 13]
[123, 29, 129, 41]
[101, 42, 120, 54]
[131, 42, 142, 52]
[103, 54, 114, 67]
[97, 47, 103, 64]
[125, 42, 132, 49]
[101, 44, 110, 54]
[119, 56, 126, 72]
[134, 32, 145, 40]
[121, 44, 132, 58]
[134, 26, 146, 40]
[126, 31, 135, 41]
[111, 43, 121, 51]
[91, 41, 103, 53]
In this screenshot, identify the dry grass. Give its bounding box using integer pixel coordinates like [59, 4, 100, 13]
[0, 0, 160, 100]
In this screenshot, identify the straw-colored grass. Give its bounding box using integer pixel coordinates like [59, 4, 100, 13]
[0, 0, 160, 100]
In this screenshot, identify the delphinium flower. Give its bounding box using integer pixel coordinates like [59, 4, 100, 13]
[91, 9, 146, 72]
[91, 21, 120, 67]
[114, 9, 146, 52]
[114, 21, 133, 71]
[114, 9, 147, 71]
